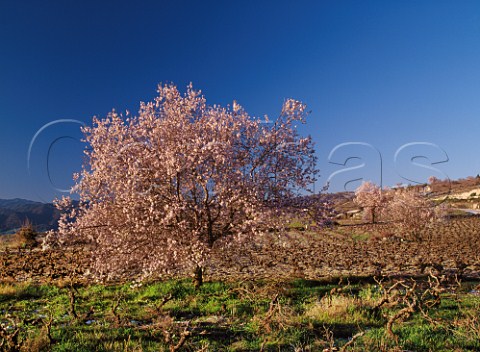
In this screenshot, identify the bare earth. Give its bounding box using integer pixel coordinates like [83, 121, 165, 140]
[1, 216, 479, 284]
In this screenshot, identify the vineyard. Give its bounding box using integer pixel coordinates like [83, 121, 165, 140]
[0, 215, 479, 351]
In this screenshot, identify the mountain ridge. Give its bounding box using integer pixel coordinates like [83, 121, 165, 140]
[0, 198, 60, 234]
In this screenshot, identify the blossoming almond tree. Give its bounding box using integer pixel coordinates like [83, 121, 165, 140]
[45, 84, 324, 283]
[353, 181, 386, 224]
[386, 187, 445, 240]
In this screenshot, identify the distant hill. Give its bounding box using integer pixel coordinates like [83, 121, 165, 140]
[0, 198, 60, 234]
[1, 176, 479, 235]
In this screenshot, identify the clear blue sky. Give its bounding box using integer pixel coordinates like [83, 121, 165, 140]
[1, 1, 480, 202]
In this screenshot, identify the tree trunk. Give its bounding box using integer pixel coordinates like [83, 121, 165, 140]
[193, 265, 203, 290]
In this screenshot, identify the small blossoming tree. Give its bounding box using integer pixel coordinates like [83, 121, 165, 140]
[353, 181, 386, 224]
[386, 187, 445, 240]
[45, 84, 326, 282]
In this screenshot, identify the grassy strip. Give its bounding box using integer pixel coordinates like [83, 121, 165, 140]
[0, 278, 479, 351]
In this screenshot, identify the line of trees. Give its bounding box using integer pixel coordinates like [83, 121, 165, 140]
[44, 84, 444, 282]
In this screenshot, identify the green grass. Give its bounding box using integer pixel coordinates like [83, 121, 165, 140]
[351, 232, 371, 242]
[0, 279, 479, 351]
